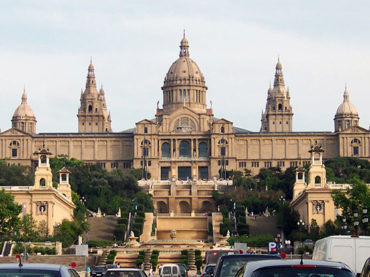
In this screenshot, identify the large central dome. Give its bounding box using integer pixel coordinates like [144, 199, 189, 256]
[162, 35, 208, 114]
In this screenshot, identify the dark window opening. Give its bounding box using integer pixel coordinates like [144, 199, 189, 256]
[11, 149, 17, 157]
[199, 142, 208, 158]
[161, 142, 171, 158]
[88, 105, 93, 112]
[179, 141, 191, 157]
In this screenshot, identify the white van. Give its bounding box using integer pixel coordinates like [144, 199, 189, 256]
[160, 264, 181, 277]
[312, 235, 370, 275]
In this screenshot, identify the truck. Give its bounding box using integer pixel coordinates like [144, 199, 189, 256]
[312, 235, 370, 275]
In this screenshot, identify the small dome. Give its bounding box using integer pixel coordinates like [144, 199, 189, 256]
[163, 35, 206, 87]
[336, 87, 358, 116]
[12, 90, 35, 119]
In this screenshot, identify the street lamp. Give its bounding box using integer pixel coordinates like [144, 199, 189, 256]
[80, 196, 87, 205]
[362, 204, 368, 235]
[297, 219, 305, 245]
[353, 209, 359, 236]
[342, 217, 348, 235]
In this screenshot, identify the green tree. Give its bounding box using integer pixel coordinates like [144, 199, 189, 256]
[18, 214, 40, 241]
[0, 160, 34, 186]
[331, 177, 370, 233]
[0, 189, 22, 239]
[54, 219, 84, 247]
[276, 202, 300, 239]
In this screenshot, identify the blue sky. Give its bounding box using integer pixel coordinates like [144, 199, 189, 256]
[0, 0, 369, 133]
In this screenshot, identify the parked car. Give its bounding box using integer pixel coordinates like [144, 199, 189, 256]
[0, 263, 80, 277]
[91, 265, 108, 277]
[360, 257, 370, 277]
[201, 263, 216, 277]
[177, 264, 188, 277]
[213, 254, 281, 277]
[234, 259, 354, 277]
[313, 235, 370, 275]
[105, 268, 147, 277]
[160, 264, 181, 277]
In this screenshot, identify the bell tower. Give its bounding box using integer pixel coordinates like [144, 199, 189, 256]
[260, 59, 293, 132]
[77, 60, 112, 133]
[32, 145, 53, 190]
[307, 144, 327, 189]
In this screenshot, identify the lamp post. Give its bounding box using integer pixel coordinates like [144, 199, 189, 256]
[353, 209, 359, 236]
[219, 139, 227, 180]
[342, 216, 348, 235]
[141, 134, 148, 180]
[362, 204, 368, 235]
[297, 219, 305, 244]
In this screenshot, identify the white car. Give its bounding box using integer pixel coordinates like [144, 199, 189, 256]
[235, 259, 355, 277]
[160, 264, 181, 277]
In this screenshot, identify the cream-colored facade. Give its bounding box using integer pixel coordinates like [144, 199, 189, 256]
[291, 145, 352, 229]
[0, 35, 369, 181]
[1, 146, 75, 234]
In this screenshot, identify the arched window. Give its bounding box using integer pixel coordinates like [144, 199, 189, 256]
[141, 140, 150, 157]
[221, 126, 225, 133]
[40, 178, 46, 187]
[88, 105, 93, 112]
[40, 155, 47, 164]
[179, 141, 190, 157]
[220, 147, 226, 156]
[315, 176, 321, 185]
[278, 103, 283, 111]
[161, 142, 171, 158]
[198, 142, 208, 158]
[61, 174, 67, 181]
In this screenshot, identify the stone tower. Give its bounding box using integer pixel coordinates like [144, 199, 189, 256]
[334, 86, 359, 132]
[11, 90, 37, 134]
[161, 33, 208, 114]
[57, 167, 72, 201]
[77, 61, 112, 133]
[260, 59, 293, 132]
[32, 145, 53, 189]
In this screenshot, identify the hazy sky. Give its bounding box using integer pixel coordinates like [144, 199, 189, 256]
[0, 0, 369, 133]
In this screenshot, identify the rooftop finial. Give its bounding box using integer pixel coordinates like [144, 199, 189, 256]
[21, 87, 27, 103]
[343, 84, 349, 102]
[179, 31, 189, 57]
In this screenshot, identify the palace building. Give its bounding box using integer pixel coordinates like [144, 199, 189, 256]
[0, 34, 369, 181]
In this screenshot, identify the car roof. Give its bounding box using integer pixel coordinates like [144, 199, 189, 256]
[243, 259, 353, 275]
[205, 264, 216, 267]
[107, 268, 141, 271]
[0, 264, 67, 270]
[219, 254, 280, 260]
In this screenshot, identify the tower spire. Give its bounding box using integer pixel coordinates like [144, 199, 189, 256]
[179, 32, 189, 57]
[343, 84, 349, 102]
[274, 58, 285, 88]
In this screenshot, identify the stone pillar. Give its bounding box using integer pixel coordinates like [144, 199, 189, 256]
[144, 248, 152, 270]
[187, 249, 196, 271]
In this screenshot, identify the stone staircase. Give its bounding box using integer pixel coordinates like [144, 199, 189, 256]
[87, 216, 118, 241]
[247, 215, 279, 236]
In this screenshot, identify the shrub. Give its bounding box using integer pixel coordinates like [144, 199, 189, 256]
[106, 250, 117, 264]
[136, 250, 145, 267]
[12, 243, 25, 254]
[150, 250, 159, 271]
[88, 240, 113, 248]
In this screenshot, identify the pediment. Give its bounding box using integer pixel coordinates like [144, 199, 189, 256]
[339, 125, 369, 134]
[0, 128, 32, 137]
[213, 118, 233, 124]
[136, 119, 154, 125]
[168, 106, 200, 118]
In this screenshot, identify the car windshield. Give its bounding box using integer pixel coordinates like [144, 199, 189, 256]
[105, 271, 141, 277]
[251, 266, 354, 277]
[0, 269, 61, 277]
[205, 266, 215, 274]
[220, 256, 280, 277]
[93, 267, 106, 272]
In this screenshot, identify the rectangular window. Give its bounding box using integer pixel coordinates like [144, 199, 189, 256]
[11, 149, 17, 157]
[218, 160, 221, 166]
[161, 167, 170, 180]
[353, 146, 359, 155]
[239, 162, 246, 168]
[277, 161, 285, 167]
[264, 161, 272, 168]
[123, 162, 131, 168]
[252, 162, 259, 167]
[290, 161, 298, 167]
[148, 161, 151, 166]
